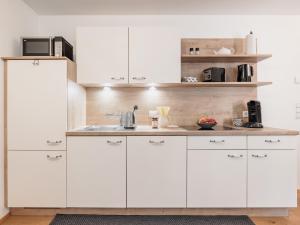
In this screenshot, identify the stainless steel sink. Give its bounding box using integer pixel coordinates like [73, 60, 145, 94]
[79, 125, 126, 131]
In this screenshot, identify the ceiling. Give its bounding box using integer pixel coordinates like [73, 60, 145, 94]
[23, 0, 300, 15]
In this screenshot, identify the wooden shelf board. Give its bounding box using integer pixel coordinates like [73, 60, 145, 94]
[181, 54, 272, 63]
[82, 82, 272, 88]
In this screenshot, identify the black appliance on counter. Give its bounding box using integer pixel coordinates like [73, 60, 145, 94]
[237, 64, 253, 82]
[203, 67, 225, 82]
[245, 100, 263, 128]
[22, 36, 73, 61]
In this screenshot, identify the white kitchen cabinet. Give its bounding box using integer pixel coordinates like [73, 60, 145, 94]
[187, 150, 247, 208]
[7, 60, 67, 151]
[129, 27, 181, 83]
[76, 27, 129, 85]
[188, 136, 247, 150]
[248, 136, 297, 150]
[8, 151, 66, 208]
[248, 149, 297, 208]
[67, 136, 126, 208]
[127, 136, 186, 208]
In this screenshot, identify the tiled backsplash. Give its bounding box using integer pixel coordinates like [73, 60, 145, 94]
[86, 87, 257, 126]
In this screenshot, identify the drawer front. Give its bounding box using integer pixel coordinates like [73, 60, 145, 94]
[188, 136, 247, 150]
[248, 136, 297, 149]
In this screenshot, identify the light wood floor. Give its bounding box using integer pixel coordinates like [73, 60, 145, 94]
[1, 193, 300, 225]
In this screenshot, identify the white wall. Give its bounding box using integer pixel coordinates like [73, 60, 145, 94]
[0, 0, 38, 218]
[38, 15, 300, 187]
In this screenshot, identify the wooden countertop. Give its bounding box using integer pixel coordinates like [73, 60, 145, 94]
[66, 125, 299, 136]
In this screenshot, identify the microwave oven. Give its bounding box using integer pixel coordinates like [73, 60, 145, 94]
[22, 36, 74, 61]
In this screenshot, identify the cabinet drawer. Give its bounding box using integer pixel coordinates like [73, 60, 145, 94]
[188, 136, 246, 149]
[248, 136, 297, 149]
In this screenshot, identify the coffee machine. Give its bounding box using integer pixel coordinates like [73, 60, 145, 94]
[245, 100, 263, 128]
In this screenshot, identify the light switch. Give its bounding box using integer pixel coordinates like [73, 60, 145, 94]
[296, 104, 300, 119]
[295, 76, 300, 84]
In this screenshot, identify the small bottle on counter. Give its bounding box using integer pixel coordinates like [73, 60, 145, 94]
[195, 47, 200, 55]
[151, 116, 159, 129]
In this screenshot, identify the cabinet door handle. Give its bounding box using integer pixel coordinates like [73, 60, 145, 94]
[111, 77, 125, 81]
[264, 139, 280, 143]
[47, 155, 62, 160]
[209, 140, 225, 143]
[32, 60, 39, 66]
[46, 140, 63, 145]
[132, 76, 147, 80]
[107, 140, 122, 145]
[252, 154, 268, 158]
[149, 140, 165, 144]
[227, 154, 243, 158]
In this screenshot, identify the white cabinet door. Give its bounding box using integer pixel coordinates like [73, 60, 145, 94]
[248, 150, 297, 208]
[7, 60, 67, 151]
[129, 27, 181, 83]
[187, 150, 247, 208]
[67, 137, 126, 208]
[77, 27, 129, 84]
[8, 151, 66, 208]
[127, 136, 186, 208]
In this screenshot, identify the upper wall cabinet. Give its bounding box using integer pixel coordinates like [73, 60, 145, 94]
[76, 27, 181, 85]
[76, 27, 129, 85]
[129, 27, 181, 83]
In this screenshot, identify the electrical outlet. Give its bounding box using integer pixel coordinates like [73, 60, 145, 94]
[242, 111, 249, 118]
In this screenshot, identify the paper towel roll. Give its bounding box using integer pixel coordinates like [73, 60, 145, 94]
[246, 31, 257, 54]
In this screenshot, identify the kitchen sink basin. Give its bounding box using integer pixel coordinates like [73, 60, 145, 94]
[80, 125, 126, 131]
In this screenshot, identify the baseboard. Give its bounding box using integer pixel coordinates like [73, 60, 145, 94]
[10, 208, 289, 217]
[0, 212, 10, 224]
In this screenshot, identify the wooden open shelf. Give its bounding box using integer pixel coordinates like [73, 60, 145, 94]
[82, 82, 272, 88]
[181, 54, 272, 63]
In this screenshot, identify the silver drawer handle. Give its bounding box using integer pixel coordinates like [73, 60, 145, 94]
[252, 154, 268, 158]
[132, 76, 147, 80]
[47, 155, 62, 160]
[111, 77, 125, 80]
[210, 140, 225, 143]
[149, 140, 165, 144]
[47, 140, 62, 145]
[228, 154, 243, 158]
[265, 139, 280, 143]
[107, 140, 122, 145]
[32, 60, 39, 66]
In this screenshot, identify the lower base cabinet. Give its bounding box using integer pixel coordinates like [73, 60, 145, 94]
[8, 151, 66, 208]
[248, 150, 298, 208]
[127, 136, 186, 208]
[67, 137, 126, 208]
[187, 150, 247, 208]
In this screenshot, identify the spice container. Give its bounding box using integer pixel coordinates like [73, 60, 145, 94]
[189, 47, 195, 55]
[151, 117, 159, 129]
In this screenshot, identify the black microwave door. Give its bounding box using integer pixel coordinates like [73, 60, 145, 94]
[23, 39, 51, 56]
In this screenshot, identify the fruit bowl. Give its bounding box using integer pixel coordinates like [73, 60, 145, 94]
[197, 116, 217, 130]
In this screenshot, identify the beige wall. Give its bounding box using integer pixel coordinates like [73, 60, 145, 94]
[0, 0, 38, 218]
